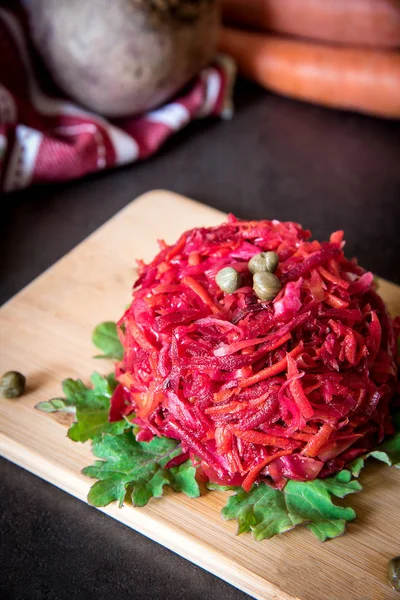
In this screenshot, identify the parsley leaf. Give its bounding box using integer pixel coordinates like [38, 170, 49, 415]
[367, 432, 400, 468]
[366, 410, 400, 468]
[221, 469, 361, 542]
[83, 432, 200, 507]
[92, 321, 124, 361]
[66, 373, 126, 443]
[35, 398, 76, 414]
[36, 368, 199, 507]
[348, 456, 365, 477]
[35, 372, 126, 442]
[287, 471, 361, 541]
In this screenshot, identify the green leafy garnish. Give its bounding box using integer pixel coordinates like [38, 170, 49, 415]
[358, 410, 400, 468]
[367, 435, 400, 468]
[35, 319, 400, 540]
[83, 433, 199, 507]
[36, 364, 199, 507]
[343, 422, 400, 475]
[218, 469, 361, 542]
[348, 456, 365, 477]
[92, 321, 124, 361]
[38, 372, 126, 443]
[65, 373, 126, 443]
[35, 398, 76, 414]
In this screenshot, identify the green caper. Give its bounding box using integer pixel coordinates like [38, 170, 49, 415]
[253, 271, 281, 301]
[388, 556, 400, 591]
[264, 251, 279, 273]
[216, 267, 242, 294]
[248, 251, 279, 274]
[0, 371, 26, 399]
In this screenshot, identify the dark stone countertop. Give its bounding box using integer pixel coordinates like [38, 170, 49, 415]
[1, 81, 400, 600]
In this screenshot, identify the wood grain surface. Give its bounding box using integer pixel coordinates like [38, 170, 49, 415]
[0, 190, 399, 600]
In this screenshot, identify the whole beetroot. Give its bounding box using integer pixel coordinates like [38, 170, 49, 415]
[27, 0, 219, 117]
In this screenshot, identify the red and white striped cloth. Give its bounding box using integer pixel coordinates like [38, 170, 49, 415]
[0, 7, 235, 193]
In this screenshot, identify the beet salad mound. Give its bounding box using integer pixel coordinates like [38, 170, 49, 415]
[111, 216, 399, 491]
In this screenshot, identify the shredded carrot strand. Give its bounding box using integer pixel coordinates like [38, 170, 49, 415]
[188, 252, 200, 266]
[118, 373, 134, 389]
[318, 266, 349, 289]
[130, 320, 157, 352]
[205, 401, 250, 416]
[302, 423, 335, 457]
[182, 276, 221, 314]
[214, 331, 291, 357]
[212, 386, 239, 404]
[165, 234, 187, 260]
[242, 450, 292, 492]
[239, 342, 304, 388]
[157, 261, 171, 275]
[233, 429, 295, 449]
[325, 293, 349, 309]
[287, 356, 314, 419]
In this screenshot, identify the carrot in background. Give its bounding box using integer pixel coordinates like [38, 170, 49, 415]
[218, 27, 400, 119]
[220, 0, 400, 48]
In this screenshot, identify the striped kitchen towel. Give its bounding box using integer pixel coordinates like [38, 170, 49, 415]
[0, 7, 235, 192]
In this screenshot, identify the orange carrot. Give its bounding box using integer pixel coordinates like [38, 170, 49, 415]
[233, 429, 295, 449]
[218, 27, 400, 119]
[220, 0, 400, 49]
[241, 449, 292, 491]
[239, 342, 304, 388]
[325, 293, 350, 309]
[302, 423, 336, 457]
[182, 276, 221, 314]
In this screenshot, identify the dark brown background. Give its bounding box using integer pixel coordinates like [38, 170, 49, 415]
[1, 82, 400, 600]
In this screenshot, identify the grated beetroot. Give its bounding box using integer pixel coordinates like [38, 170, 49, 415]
[111, 216, 399, 491]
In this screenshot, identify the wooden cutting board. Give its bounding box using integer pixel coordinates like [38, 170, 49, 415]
[1, 190, 399, 600]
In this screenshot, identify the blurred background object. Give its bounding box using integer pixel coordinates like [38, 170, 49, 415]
[220, 0, 400, 48]
[218, 0, 400, 119]
[26, 0, 220, 117]
[1, 0, 399, 194]
[0, 1, 234, 192]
